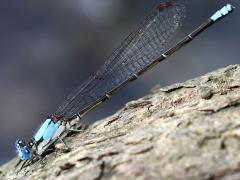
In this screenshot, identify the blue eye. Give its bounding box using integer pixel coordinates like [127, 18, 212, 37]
[15, 139, 26, 147]
[15, 139, 32, 160]
[16, 147, 32, 160]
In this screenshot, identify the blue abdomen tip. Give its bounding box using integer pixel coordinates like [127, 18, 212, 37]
[210, 4, 233, 21]
[226, 4, 232, 11]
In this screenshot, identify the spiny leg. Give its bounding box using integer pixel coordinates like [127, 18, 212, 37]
[36, 154, 43, 161]
[68, 128, 85, 132]
[58, 137, 70, 150]
[15, 159, 23, 174]
[15, 159, 22, 169]
[31, 154, 43, 164]
[68, 122, 88, 132]
[28, 155, 44, 171]
[16, 159, 29, 174]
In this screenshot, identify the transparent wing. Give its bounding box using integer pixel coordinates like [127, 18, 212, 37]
[55, 2, 186, 119]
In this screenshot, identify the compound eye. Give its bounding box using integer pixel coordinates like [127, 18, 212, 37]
[28, 138, 36, 147]
[16, 139, 26, 147]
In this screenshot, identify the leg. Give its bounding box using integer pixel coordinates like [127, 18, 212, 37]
[36, 154, 43, 160]
[68, 128, 85, 132]
[67, 123, 88, 134]
[15, 159, 22, 168]
[58, 137, 70, 150]
[26, 155, 44, 173]
[16, 159, 29, 173]
[32, 154, 44, 167]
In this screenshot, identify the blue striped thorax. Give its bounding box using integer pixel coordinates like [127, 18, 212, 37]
[33, 117, 61, 142]
[15, 115, 80, 162]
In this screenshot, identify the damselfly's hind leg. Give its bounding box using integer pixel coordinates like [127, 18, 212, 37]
[57, 137, 71, 150]
[68, 128, 85, 133]
[66, 123, 88, 137]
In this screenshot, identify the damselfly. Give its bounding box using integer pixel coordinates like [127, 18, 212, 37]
[15, 2, 234, 170]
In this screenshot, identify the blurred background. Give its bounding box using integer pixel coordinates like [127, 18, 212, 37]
[0, 0, 239, 164]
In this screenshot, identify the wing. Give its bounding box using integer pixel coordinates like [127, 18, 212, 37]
[55, 2, 186, 119]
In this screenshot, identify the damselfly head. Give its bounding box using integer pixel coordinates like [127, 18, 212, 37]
[15, 139, 32, 160]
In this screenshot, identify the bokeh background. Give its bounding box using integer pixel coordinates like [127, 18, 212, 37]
[0, 0, 239, 164]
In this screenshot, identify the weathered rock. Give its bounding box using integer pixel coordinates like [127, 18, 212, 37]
[1, 64, 240, 180]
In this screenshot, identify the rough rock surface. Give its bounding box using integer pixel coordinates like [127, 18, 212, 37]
[1, 64, 240, 180]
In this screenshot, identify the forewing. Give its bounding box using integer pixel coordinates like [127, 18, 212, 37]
[55, 2, 186, 118]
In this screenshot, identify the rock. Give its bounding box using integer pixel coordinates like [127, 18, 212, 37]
[1, 64, 240, 180]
